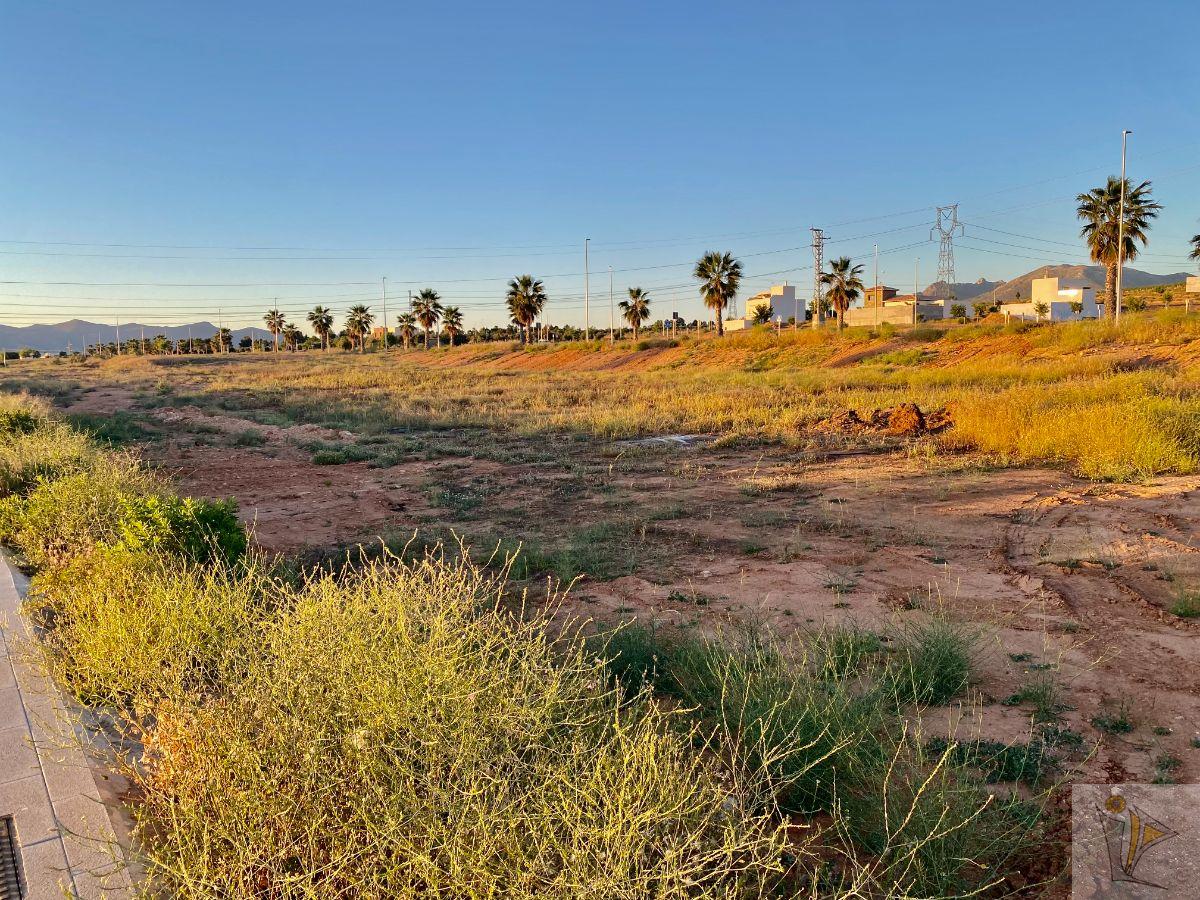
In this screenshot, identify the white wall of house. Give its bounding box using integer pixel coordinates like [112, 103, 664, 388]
[1025, 276, 1098, 319]
[727, 284, 798, 330]
[843, 297, 948, 326]
[1003, 300, 1091, 322]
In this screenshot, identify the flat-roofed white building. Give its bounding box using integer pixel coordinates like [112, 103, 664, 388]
[1002, 276, 1099, 322]
[725, 284, 798, 330]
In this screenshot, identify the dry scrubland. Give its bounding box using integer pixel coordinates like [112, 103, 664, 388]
[2, 310, 1200, 898]
[48, 309, 1200, 480]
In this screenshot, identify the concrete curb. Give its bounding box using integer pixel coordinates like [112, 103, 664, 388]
[0, 553, 134, 899]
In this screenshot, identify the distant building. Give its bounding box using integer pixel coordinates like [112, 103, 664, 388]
[1002, 276, 1098, 322]
[724, 284, 798, 331]
[861, 285, 899, 308]
[844, 286, 950, 326]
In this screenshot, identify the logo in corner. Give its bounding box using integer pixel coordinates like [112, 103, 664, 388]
[1098, 793, 1178, 889]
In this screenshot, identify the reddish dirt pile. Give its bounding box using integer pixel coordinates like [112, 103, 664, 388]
[815, 403, 952, 437]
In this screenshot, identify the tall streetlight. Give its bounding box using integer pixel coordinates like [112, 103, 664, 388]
[1115, 129, 1132, 323]
[608, 265, 614, 344]
[584, 238, 590, 341]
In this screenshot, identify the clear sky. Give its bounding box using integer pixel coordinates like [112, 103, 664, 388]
[2, 0, 1198, 332]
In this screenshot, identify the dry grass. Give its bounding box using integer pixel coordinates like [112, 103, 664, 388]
[29, 308, 1195, 480]
[1, 396, 1066, 897]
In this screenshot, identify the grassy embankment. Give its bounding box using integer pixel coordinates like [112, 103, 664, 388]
[0, 391, 1064, 897]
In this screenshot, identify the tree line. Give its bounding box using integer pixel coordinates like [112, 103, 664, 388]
[73, 181, 1200, 358]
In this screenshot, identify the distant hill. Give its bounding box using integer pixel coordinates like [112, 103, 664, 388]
[0, 320, 274, 354]
[924, 266, 1189, 305]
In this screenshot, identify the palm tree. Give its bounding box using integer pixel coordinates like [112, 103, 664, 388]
[819, 257, 865, 331]
[411, 289, 443, 349]
[263, 309, 286, 352]
[618, 287, 651, 340]
[1076, 177, 1161, 319]
[441, 306, 464, 344]
[693, 251, 742, 336]
[307, 306, 334, 350]
[505, 275, 547, 343]
[282, 322, 303, 351]
[344, 304, 374, 353]
[396, 313, 418, 350]
[1190, 234, 1200, 266]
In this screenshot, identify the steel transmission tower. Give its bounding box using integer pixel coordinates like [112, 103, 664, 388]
[929, 205, 963, 298]
[810, 227, 825, 327]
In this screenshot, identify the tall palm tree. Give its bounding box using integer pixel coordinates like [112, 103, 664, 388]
[307, 306, 334, 350]
[505, 275, 547, 343]
[1190, 234, 1200, 266]
[263, 309, 286, 352]
[693, 251, 742, 336]
[344, 305, 374, 353]
[1076, 177, 1161, 319]
[411, 289, 443, 349]
[820, 257, 865, 331]
[441, 306, 464, 344]
[618, 287, 651, 340]
[396, 313, 418, 350]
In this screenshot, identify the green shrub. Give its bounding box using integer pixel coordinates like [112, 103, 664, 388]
[0, 464, 245, 569]
[0, 409, 42, 435]
[0, 420, 105, 496]
[1169, 592, 1200, 618]
[32, 547, 273, 705]
[0, 459, 160, 569]
[596, 622, 1043, 896]
[114, 494, 247, 564]
[889, 617, 977, 704]
[124, 557, 789, 898]
[67, 411, 154, 446]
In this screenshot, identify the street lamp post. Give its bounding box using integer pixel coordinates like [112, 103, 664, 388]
[1115, 129, 1132, 323]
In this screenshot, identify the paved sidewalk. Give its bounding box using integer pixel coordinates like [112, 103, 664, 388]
[0, 554, 133, 899]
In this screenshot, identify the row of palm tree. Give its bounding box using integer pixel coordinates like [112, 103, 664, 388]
[264, 200, 1193, 352]
[265, 298, 463, 353]
[692, 249, 866, 332]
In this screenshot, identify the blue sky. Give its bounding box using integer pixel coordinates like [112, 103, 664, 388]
[2, 0, 1198, 331]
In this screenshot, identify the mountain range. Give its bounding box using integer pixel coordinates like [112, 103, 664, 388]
[0, 320, 274, 354]
[923, 265, 1190, 305]
[0, 265, 1193, 353]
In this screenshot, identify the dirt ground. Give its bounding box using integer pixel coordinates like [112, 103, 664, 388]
[54, 380, 1200, 788]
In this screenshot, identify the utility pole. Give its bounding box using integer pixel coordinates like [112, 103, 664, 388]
[874, 243, 880, 328]
[914, 259, 920, 325]
[216, 311, 223, 353]
[381, 277, 389, 350]
[141, 325, 146, 356]
[608, 266, 614, 344]
[1115, 129, 1132, 323]
[811, 227, 825, 328]
[188, 324, 193, 355]
[115, 317, 121, 354]
[584, 238, 590, 341]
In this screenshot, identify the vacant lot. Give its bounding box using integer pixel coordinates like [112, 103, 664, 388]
[5, 312, 1200, 888]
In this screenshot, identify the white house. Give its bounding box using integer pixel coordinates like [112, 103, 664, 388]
[1002, 276, 1098, 322]
[724, 284, 798, 330]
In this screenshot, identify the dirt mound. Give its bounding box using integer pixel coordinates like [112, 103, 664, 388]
[814, 403, 951, 437]
[151, 405, 354, 444]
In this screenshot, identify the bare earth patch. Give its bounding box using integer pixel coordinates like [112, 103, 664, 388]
[35, 369, 1200, 790]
